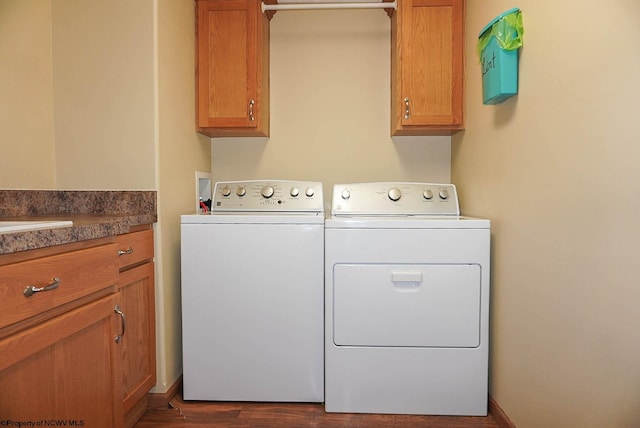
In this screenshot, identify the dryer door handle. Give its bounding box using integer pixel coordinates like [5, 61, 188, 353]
[391, 271, 423, 290]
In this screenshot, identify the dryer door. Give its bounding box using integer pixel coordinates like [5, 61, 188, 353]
[333, 264, 482, 348]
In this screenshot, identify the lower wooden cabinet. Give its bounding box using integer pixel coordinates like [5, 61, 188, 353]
[0, 294, 124, 428]
[116, 230, 156, 428]
[119, 263, 156, 426]
[0, 227, 156, 428]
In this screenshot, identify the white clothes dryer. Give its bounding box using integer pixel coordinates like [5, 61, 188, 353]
[181, 180, 324, 402]
[324, 182, 491, 415]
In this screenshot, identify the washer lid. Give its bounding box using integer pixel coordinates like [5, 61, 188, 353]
[182, 212, 325, 225]
[332, 182, 460, 216]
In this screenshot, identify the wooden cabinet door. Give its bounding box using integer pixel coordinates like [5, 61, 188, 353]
[392, 0, 464, 135]
[119, 262, 156, 416]
[196, 0, 269, 137]
[0, 295, 123, 428]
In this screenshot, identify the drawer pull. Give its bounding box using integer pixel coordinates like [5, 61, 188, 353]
[114, 304, 126, 343]
[118, 247, 134, 256]
[23, 277, 61, 297]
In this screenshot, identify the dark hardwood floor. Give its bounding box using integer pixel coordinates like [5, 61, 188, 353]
[134, 393, 500, 428]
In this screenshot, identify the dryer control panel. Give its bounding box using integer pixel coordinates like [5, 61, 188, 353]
[332, 182, 459, 216]
[213, 180, 323, 212]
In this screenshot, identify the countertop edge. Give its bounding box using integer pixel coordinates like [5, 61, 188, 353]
[0, 214, 157, 255]
[0, 190, 158, 255]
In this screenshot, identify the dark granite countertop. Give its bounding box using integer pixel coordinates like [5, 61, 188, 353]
[0, 190, 157, 255]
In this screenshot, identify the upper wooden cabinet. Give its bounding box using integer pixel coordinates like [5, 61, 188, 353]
[391, 0, 464, 136]
[195, 0, 463, 138]
[196, 0, 270, 137]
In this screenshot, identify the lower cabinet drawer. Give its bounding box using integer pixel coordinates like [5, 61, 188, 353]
[0, 243, 119, 330]
[116, 230, 154, 270]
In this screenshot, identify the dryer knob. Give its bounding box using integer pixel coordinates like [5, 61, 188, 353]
[423, 189, 434, 200]
[236, 187, 246, 197]
[341, 190, 351, 200]
[290, 187, 300, 197]
[261, 186, 275, 198]
[439, 189, 450, 200]
[221, 186, 231, 197]
[305, 187, 315, 197]
[388, 188, 402, 201]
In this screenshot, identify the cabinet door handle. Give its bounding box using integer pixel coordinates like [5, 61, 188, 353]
[23, 277, 61, 297]
[403, 97, 410, 119]
[114, 304, 126, 343]
[118, 247, 134, 256]
[248, 99, 255, 122]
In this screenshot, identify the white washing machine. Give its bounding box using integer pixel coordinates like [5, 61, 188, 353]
[181, 180, 324, 402]
[325, 182, 490, 415]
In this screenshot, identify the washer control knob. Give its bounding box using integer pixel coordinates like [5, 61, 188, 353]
[236, 187, 246, 197]
[388, 188, 402, 201]
[221, 186, 231, 197]
[290, 187, 300, 197]
[439, 189, 450, 200]
[341, 190, 351, 200]
[261, 186, 275, 198]
[305, 187, 315, 197]
[423, 189, 434, 200]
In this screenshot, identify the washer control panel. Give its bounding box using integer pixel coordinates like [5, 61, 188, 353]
[213, 180, 323, 212]
[332, 182, 459, 216]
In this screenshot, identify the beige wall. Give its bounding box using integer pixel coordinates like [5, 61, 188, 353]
[0, 0, 56, 189]
[52, 0, 156, 190]
[1, 0, 157, 191]
[156, 0, 211, 392]
[212, 10, 451, 202]
[1, 0, 210, 394]
[453, 2, 640, 427]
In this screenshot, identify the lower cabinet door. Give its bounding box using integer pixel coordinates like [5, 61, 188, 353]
[0, 295, 123, 428]
[119, 261, 156, 414]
